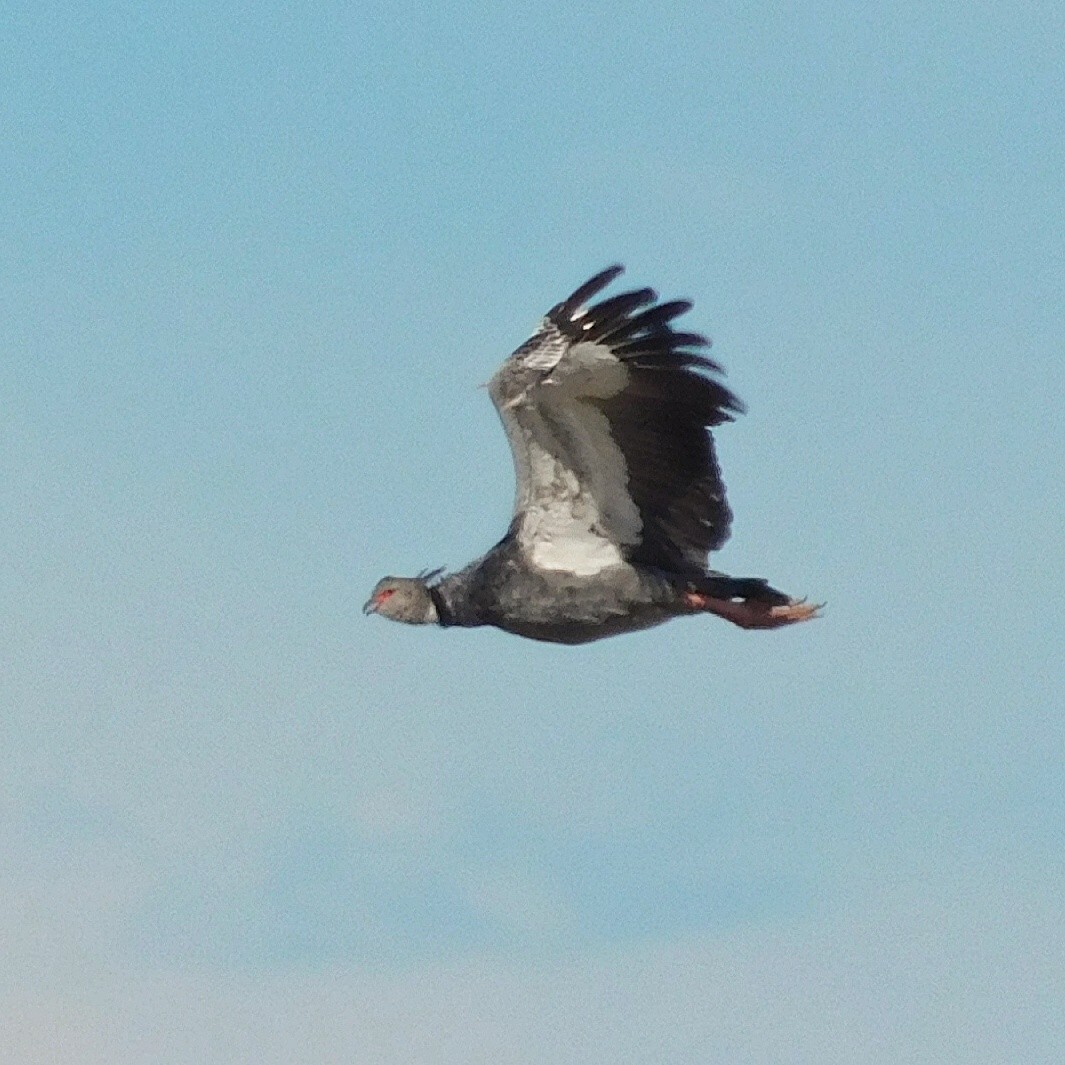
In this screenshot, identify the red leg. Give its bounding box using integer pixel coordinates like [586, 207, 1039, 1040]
[683, 592, 822, 630]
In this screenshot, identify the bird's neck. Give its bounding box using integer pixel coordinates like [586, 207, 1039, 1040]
[426, 573, 488, 630]
[427, 583, 451, 626]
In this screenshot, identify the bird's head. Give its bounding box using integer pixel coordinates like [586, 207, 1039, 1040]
[363, 571, 442, 625]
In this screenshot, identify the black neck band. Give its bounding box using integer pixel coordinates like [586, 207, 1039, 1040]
[428, 584, 451, 627]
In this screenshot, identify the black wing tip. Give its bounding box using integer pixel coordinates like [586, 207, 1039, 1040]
[581, 263, 626, 293]
[553, 265, 698, 336]
[549, 265, 747, 422]
[555, 265, 626, 319]
[592, 262, 625, 285]
[551, 265, 704, 351]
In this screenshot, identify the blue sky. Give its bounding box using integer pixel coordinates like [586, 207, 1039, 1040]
[3, 0, 1063, 1061]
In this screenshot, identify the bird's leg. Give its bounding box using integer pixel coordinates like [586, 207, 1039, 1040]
[682, 591, 822, 630]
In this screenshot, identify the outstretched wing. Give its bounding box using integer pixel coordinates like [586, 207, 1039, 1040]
[488, 265, 743, 577]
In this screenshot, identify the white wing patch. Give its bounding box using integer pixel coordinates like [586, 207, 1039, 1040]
[531, 536, 624, 576]
[504, 343, 643, 577]
[519, 431, 629, 576]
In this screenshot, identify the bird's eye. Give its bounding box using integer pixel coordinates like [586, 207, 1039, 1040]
[376, 589, 395, 602]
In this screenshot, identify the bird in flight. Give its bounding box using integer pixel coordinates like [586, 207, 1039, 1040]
[365, 266, 820, 644]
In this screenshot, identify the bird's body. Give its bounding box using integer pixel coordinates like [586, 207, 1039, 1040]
[428, 531, 678, 644]
[365, 266, 819, 644]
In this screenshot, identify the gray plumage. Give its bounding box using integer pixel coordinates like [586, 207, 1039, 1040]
[364, 266, 819, 644]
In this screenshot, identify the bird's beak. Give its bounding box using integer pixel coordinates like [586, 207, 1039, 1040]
[362, 596, 378, 615]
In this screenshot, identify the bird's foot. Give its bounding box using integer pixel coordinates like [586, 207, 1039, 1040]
[683, 593, 823, 630]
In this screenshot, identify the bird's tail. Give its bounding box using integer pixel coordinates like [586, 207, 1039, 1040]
[690, 572, 791, 605]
